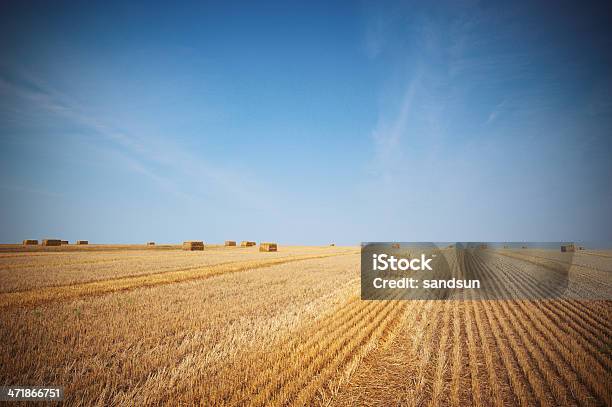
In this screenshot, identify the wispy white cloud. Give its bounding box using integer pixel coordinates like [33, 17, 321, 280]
[371, 69, 421, 182]
[0, 73, 180, 192]
[0, 67, 271, 209]
[485, 99, 508, 125]
[0, 184, 63, 198]
[364, 13, 387, 59]
[368, 2, 524, 175]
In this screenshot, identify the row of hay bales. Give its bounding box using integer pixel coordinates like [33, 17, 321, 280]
[182, 240, 278, 252]
[23, 238, 279, 251]
[23, 239, 88, 246]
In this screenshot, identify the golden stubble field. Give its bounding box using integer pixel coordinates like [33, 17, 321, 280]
[0, 244, 610, 406]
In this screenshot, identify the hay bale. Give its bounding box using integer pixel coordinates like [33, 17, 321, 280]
[147, 242, 155, 246]
[61, 240, 69, 245]
[76, 240, 88, 245]
[42, 239, 62, 246]
[240, 241, 256, 247]
[225, 240, 237, 246]
[22, 239, 38, 245]
[259, 242, 278, 252]
[561, 244, 575, 253]
[183, 241, 204, 251]
[330, 243, 335, 246]
[391, 243, 400, 249]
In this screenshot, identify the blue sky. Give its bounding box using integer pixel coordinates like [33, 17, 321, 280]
[1, 1, 611, 244]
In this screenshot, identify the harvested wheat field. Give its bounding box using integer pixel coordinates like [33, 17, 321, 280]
[0, 245, 610, 406]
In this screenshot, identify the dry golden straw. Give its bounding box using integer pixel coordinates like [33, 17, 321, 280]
[0, 251, 351, 308]
[0, 247, 610, 406]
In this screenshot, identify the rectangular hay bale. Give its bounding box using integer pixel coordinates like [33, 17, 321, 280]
[22, 239, 38, 245]
[259, 242, 278, 252]
[225, 240, 236, 246]
[183, 241, 204, 251]
[240, 241, 256, 247]
[76, 240, 89, 245]
[42, 239, 62, 246]
[147, 242, 155, 246]
[561, 244, 575, 252]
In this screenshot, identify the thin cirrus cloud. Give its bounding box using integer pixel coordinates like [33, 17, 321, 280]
[359, 1, 612, 241]
[0, 66, 271, 210]
[484, 99, 508, 126]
